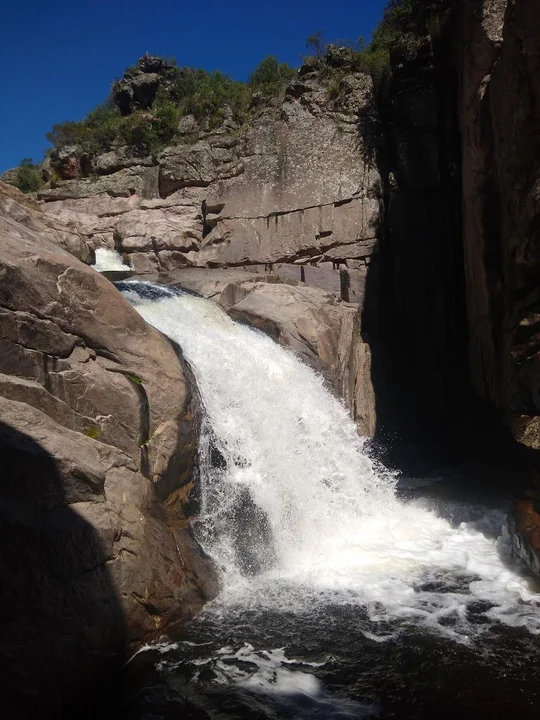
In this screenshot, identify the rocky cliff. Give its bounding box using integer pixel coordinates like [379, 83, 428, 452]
[3, 1, 540, 668]
[458, 0, 540, 571]
[369, 0, 540, 566]
[34, 51, 381, 436]
[459, 0, 540, 448]
[0, 182, 216, 716]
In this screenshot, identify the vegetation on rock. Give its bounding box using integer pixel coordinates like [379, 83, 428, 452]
[249, 56, 296, 98]
[305, 0, 454, 93]
[372, 0, 455, 55]
[18, 0, 454, 194]
[13, 158, 43, 193]
[44, 54, 297, 160]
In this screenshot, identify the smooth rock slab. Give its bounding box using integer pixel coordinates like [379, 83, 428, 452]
[0, 184, 217, 716]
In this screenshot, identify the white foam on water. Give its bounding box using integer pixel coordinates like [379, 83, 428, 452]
[92, 247, 130, 272]
[155, 643, 374, 719]
[122, 283, 540, 641]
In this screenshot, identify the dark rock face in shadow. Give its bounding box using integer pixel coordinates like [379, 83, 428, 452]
[361, 3, 534, 479]
[361, 17, 467, 466]
[0, 420, 125, 718]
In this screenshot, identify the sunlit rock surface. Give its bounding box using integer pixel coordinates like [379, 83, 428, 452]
[0, 182, 216, 715]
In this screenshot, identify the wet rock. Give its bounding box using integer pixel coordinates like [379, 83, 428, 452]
[508, 497, 540, 576]
[230, 487, 276, 576]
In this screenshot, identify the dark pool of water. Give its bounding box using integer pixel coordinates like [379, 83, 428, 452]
[123, 600, 540, 719]
[122, 473, 540, 720]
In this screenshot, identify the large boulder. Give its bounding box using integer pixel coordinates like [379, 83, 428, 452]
[0, 184, 216, 717]
[0, 180, 93, 262]
[112, 54, 173, 115]
[48, 144, 91, 180]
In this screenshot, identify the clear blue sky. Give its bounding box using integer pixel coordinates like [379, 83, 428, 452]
[1, 0, 386, 172]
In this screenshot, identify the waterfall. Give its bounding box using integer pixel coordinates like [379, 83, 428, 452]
[92, 248, 130, 272]
[121, 281, 540, 640]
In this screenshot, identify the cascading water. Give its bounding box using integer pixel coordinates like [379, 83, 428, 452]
[92, 247, 130, 272]
[119, 280, 540, 719]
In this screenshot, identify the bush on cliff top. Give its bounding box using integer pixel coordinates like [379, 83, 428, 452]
[169, 68, 249, 125]
[14, 158, 43, 193]
[306, 0, 454, 90]
[371, 0, 455, 55]
[249, 56, 296, 98]
[41, 0, 453, 162]
[45, 55, 296, 158]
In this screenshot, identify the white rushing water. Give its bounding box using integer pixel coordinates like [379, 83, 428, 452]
[92, 247, 130, 272]
[122, 282, 540, 642]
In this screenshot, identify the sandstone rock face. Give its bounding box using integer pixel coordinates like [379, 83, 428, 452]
[48, 144, 92, 180]
[38, 62, 380, 279]
[0, 167, 17, 186]
[36, 59, 381, 437]
[92, 144, 155, 174]
[0, 184, 216, 716]
[149, 268, 376, 436]
[0, 181, 94, 263]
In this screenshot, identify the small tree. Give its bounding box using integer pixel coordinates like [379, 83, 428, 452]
[14, 158, 43, 193]
[249, 56, 296, 97]
[306, 30, 325, 59]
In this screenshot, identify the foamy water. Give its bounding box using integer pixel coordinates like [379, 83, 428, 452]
[92, 247, 130, 272]
[121, 282, 540, 644]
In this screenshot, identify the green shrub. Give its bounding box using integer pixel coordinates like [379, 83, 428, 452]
[326, 76, 343, 102]
[306, 30, 326, 59]
[371, 0, 452, 55]
[84, 103, 121, 149]
[152, 93, 181, 147]
[84, 425, 102, 439]
[14, 158, 43, 193]
[126, 373, 144, 385]
[46, 102, 121, 153]
[46, 121, 90, 149]
[116, 112, 155, 150]
[353, 46, 391, 82]
[170, 69, 249, 126]
[43, 55, 298, 157]
[249, 56, 296, 98]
